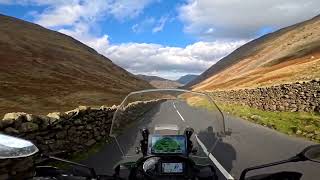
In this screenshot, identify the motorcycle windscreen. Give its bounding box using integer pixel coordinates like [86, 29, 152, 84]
[109, 89, 226, 159]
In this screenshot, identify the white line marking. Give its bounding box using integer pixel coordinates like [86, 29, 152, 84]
[172, 102, 185, 122]
[195, 134, 234, 180]
[172, 102, 234, 180]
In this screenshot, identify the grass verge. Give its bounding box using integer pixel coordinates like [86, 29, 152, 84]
[217, 103, 320, 143]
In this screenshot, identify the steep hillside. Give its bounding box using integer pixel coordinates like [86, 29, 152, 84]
[137, 74, 182, 88]
[188, 15, 320, 90]
[177, 74, 198, 85]
[0, 14, 151, 116]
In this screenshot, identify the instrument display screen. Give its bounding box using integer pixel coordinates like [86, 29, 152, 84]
[161, 163, 183, 173]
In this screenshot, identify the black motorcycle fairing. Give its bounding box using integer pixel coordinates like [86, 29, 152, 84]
[120, 154, 217, 180]
[35, 166, 70, 177]
[245, 171, 302, 180]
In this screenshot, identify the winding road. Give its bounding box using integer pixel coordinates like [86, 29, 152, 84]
[82, 100, 319, 180]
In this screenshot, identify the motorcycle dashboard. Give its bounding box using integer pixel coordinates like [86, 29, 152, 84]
[148, 135, 187, 155]
[161, 162, 183, 173]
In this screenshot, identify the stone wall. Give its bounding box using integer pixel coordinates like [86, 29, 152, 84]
[209, 79, 320, 112]
[0, 100, 163, 179]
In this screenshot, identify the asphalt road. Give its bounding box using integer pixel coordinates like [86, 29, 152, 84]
[82, 100, 319, 180]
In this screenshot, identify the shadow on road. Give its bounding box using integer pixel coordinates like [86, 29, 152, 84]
[197, 126, 237, 173]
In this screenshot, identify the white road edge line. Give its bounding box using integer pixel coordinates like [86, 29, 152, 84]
[195, 134, 234, 180]
[172, 102, 185, 122]
[172, 102, 234, 180]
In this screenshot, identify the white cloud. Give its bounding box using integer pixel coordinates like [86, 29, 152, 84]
[152, 16, 168, 33]
[131, 17, 156, 33]
[4, 0, 155, 28]
[58, 22, 109, 53]
[179, 0, 320, 39]
[108, 0, 154, 20]
[101, 40, 247, 80]
[35, 3, 83, 27]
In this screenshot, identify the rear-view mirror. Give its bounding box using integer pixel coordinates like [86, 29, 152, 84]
[301, 144, 320, 163]
[0, 134, 39, 159]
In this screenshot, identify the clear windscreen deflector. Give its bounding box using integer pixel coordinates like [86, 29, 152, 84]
[109, 89, 226, 161]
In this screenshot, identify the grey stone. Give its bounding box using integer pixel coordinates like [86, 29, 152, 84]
[46, 111, 59, 119]
[0, 119, 14, 129]
[270, 105, 277, 111]
[96, 136, 102, 141]
[4, 127, 19, 134]
[37, 115, 50, 129]
[26, 114, 39, 122]
[250, 115, 262, 122]
[53, 124, 63, 130]
[278, 106, 285, 111]
[86, 125, 93, 130]
[44, 139, 55, 145]
[74, 119, 83, 125]
[296, 130, 302, 135]
[85, 139, 96, 147]
[3, 112, 27, 122]
[304, 125, 316, 133]
[20, 122, 39, 132]
[1, 112, 27, 128]
[283, 95, 289, 98]
[78, 106, 90, 114]
[306, 133, 314, 138]
[56, 131, 66, 139]
[65, 109, 79, 117]
[56, 140, 66, 147]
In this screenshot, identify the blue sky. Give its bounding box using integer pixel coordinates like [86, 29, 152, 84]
[0, 0, 319, 80]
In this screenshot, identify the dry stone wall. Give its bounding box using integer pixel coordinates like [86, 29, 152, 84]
[209, 79, 320, 112]
[0, 100, 163, 179]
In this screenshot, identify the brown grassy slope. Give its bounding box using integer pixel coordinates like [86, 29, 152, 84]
[0, 14, 152, 116]
[188, 15, 320, 91]
[136, 74, 182, 88]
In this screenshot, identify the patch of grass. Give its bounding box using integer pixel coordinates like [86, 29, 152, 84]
[187, 96, 320, 142]
[217, 103, 320, 143]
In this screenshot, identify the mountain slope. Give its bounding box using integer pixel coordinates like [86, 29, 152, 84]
[177, 74, 198, 85]
[188, 15, 320, 90]
[0, 14, 151, 116]
[137, 74, 182, 88]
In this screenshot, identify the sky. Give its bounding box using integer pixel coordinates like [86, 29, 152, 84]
[0, 0, 319, 80]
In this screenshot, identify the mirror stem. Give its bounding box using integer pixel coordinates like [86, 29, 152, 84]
[43, 155, 97, 178]
[239, 155, 305, 180]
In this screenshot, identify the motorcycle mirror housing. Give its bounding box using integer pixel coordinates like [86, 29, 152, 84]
[299, 144, 320, 163]
[0, 134, 39, 159]
[240, 144, 320, 180]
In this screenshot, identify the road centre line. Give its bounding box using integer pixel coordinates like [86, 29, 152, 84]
[172, 102, 234, 180]
[172, 102, 185, 122]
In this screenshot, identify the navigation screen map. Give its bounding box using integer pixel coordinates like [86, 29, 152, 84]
[149, 135, 186, 154]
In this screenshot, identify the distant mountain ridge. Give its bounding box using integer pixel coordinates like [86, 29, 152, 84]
[188, 14, 320, 90]
[0, 14, 151, 116]
[136, 74, 182, 89]
[177, 74, 198, 85]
